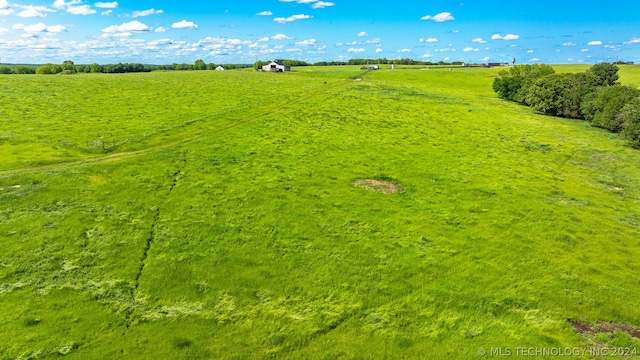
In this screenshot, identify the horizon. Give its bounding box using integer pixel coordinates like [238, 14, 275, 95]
[0, 0, 639, 65]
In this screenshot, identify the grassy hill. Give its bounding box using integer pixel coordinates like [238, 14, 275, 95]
[1, 66, 640, 359]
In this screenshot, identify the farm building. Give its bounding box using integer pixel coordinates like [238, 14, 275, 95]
[262, 61, 291, 72]
[215, 66, 225, 71]
[361, 65, 379, 70]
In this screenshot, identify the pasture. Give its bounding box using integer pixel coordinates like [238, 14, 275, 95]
[1, 65, 640, 359]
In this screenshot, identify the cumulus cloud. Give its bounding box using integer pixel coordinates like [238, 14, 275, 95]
[375, 48, 383, 53]
[398, 48, 411, 53]
[16, 5, 56, 17]
[419, 37, 438, 43]
[53, 0, 96, 15]
[94, 1, 117, 8]
[348, 47, 365, 53]
[421, 12, 454, 22]
[102, 20, 149, 33]
[492, 33, 519, 40]
[624, 38, 640, 44]
[311, 1, 334, 9]
[0, 0, 13, 15]
[256, 10, 272, 16]
[274, 14, 312, 24]
[271, 33, 291, 40]
[587, 40, 602, 46]
[463, 47, 478, 52]
[13, 22, 66, 34]
[131, 8, 163, 17]
[172, 20, 198, 29]
[472, 38, 486, 43]
[295, 38, 316, 46]
[562, 42, 576, 46]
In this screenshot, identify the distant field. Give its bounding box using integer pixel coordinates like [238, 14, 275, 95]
[1, 65, 640, 359]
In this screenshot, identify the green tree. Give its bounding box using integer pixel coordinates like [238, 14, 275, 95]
[582, 85, 640, 132]
[194, 59, 206, 70]
[587, 62, 619, 87]
[493, 64, 555, 103]
[89, 63, 103, 73]
[36, 63, 63, 74]
[0, 66, 13, 74]
[207, 63, 216, 70]
[526, 73, 573, 117]
[618, 97, 640, 146]
[61, 60, 76, 73]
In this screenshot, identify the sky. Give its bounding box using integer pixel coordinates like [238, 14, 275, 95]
[0, 0, 639, 65]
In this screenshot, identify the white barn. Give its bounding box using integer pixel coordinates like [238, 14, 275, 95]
[262, 61, 291, 72]
[215, 66, 225, 71]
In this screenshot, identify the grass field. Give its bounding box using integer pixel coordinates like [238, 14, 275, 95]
[1, 65, 640, 359]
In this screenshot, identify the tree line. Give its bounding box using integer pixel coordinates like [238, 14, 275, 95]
[493, 63, 640, 147]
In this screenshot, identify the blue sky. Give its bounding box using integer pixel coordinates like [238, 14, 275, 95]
[0, 0, 639, 64]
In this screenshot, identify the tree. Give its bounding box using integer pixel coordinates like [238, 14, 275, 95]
[207, 62, 216, 70]
[0, 66, 13, 74]
[587, 62, 619, 87]
[493, 64, 555, 103]
[61, 60, 76, 73]
[36, 63, 62, 74]
[526, 73, 573, 117]
[194, 59, 206, 70]
[581, 85, 640, 132]
[618, 97, 640, 146]
[90, 63, 103, 73]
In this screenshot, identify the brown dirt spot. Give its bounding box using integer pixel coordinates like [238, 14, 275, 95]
[570, 320, 640, 339]
[354, 179, 404, 194]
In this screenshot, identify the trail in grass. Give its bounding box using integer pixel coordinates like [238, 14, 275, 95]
[0, 80, 348, 179]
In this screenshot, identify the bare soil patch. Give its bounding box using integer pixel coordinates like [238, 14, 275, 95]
[570, 320, 640, 339]
[354, 179, 404, 194]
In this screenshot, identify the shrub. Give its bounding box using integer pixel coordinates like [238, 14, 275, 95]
[493, 64, 555, 103]
[582, 85, 640, 132]
[618, 97, 640, 146]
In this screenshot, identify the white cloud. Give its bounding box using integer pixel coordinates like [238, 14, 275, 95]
[271, 33, 291, 40]
[102, 20, 149, 33]
[562, 42, 576, 46]
[529, 58, 540, 62]
[587, 40, 602, 46]
[94, 1, 118, 8]
[12, 22, 66, 34]
[0, 0, 9, 8]
[357, 31, 368, 37]
[375, 48, 383, 53]
[624, 38, 640, 44]
[0, 27, 9, 34]
[0, 8, 13, 16]
[398, 48, 411, 53]
[54, 0, 96, 15]
[421, 53, 431, 58]
[472, 38, 486, 43]
[256, 10, 272, 16]
[311, 1, 334, 9]
[101, 9, 111, 15]
[295, 38, 316, 46]
[172, 20, 198, 29]
[481, 56, 490, 62]
[463, 47, 478, 52]
[16, 5, 56, 17]
[580, 49, 589, 52]
[273, 14, 312, 24]
[155, 27, 168, 33]
[420, 37, 438, 43]
[348, 47, 365, 53]
[492, 33, 519, 40]
[131, 8, 163, 17]
[421, 12, 454, 22]
[67, 5, 95, 15]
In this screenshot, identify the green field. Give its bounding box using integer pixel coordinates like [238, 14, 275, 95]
[2, 65, 640, 359]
